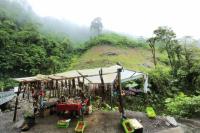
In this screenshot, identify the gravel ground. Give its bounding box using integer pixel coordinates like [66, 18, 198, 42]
[0, 94, 32, 133]
[0, 95, 196, 133]
[21, 111, 181, 133]
[0, 108, 23, 133]
[1, 109, 181, 133]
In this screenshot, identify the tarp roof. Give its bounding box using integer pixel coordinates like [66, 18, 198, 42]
[13, 65, 149, 92]
[14, 65, 145, 84]
[54, 65, 121, 84]
[14, 74, 50, 82]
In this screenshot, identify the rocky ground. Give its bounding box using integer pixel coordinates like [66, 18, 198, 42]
[18, 111, 183, 133]
[0, 95, 200, 133]
[0, 94, 33, 133]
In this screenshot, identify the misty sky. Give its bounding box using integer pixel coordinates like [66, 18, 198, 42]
[27, 0, 200, 38]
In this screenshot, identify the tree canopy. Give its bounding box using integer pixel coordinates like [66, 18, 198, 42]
[0, 0, 74, 89]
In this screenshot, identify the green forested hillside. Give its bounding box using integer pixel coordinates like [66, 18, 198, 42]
[0, 0, 148, 89]
[0, 0, 74, 89]
[73, 30, 200, 117]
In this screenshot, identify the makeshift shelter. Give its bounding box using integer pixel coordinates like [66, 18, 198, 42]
[53, 65, 149, 92]
[12, 65, 149, 121]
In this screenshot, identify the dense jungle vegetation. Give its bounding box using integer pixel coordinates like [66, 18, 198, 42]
[1, 0, 200, 117]
[0, 0, 75, 89]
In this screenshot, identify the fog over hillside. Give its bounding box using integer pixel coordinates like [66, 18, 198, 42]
[40, 17, 91, 43]
[1, 0, 200, 45]
[0, 0, 92, 43]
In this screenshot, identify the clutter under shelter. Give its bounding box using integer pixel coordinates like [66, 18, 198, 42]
[13, 65, 149, 132]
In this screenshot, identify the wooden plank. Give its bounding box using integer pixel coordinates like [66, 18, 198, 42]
[77, 71, 92, 83]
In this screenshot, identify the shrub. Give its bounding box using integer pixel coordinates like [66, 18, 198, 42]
[148, 66, 173, 96]
[165, 93, 200, 117]
[85, 33, 147, 49]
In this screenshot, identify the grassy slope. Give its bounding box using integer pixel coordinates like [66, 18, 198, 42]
[69, 45, 154, 71]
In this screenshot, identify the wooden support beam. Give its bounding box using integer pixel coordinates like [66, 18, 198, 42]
[68, 79, 71, 96]
[52, 80, 54, 97]
[72, 78, 76, 96]
[22, 83, 25, 99]
[53, 80, 56, 97]
[61, 80, 64, 96]
[82, 77, 85, 91]
[117, 68, 125, 117]
[110, 84, 113, 110]
[51, 80, 53, 97]
[99, 68, 105, 102]
[27, 83, 30, 101]
[13, 82, 22, 122]
[56, 80, 59, 98]
[77, 71, 92, 83]
[48, 81, 51, 98]
[65, 80, 68, 95]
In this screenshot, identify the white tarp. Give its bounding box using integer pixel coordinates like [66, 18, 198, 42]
[14, 65, 149, 92]
[121, 69, 149, 93]
[55, 65, 149, 92]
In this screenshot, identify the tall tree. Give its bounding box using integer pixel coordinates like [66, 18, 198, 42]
[90, 17, 103, 36]
[153, 26, 179, 76]
[147, 37, 157, 67]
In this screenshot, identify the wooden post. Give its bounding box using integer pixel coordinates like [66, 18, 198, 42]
[82, 77, 85, 91]
[13, 82, 22, 122]
[22, 83, 25, 99]
[38, 81, 42, 111]
[110, 84, 113, 110]
[56, 80, 59, 98]
[64, 80, 67, 95]
[68, 79, 71, 96]
[72, 78, 76, 96]
[49, 80, 53, 97]
[95, 84, 98, 96]
[27, 83, 30, 101]
[99, 68, 105, 102]
[52, 81, 54, 97]
[77, 77, 80, 87]
[61, 80, 64, 96]
[54, 80, 57, 97]
[117, 68, 125, 117]
[53, 80, 55, 97]
[48, 81, 51, 98]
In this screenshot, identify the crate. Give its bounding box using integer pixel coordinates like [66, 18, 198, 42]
[122, 119, 135, 133]
[57, 119, 71, 128]
[121, 118, 143, 133]
[146, 107, 156, 118]
[75, 121, 86, 133]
